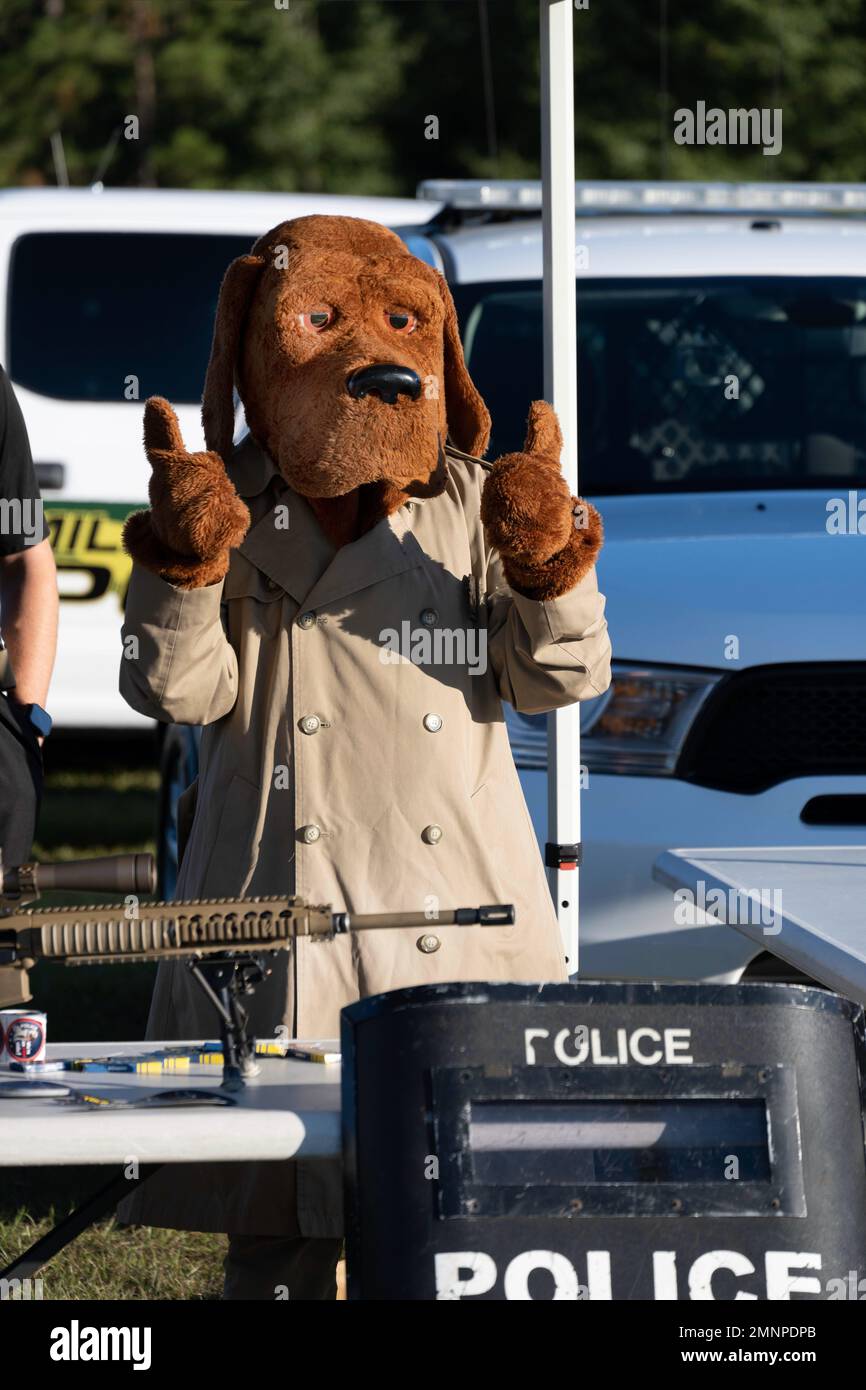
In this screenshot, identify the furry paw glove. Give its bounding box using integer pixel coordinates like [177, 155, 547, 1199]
[123, 397, 250, 590]
[480, 401, 603, 601]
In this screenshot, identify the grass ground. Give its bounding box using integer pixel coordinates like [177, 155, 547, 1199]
[0, 733, 227, 1299]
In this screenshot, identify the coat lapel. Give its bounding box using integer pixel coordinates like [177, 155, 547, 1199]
[239, 486, 337, 605]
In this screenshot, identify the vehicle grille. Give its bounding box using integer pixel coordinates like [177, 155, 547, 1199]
[676, 663, 866, 793]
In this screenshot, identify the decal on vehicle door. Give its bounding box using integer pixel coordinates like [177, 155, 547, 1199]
[45, 503, 141, 607]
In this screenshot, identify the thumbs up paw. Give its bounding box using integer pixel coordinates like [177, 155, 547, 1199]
[480, 401, 602, 600]
[123, 397, 249, 589]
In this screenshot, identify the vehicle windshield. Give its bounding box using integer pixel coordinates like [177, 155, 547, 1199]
[8, 231, 254, 402]
[452, 276, 866, 495]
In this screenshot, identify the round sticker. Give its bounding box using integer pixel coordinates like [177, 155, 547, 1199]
[6, 1016, 45, 1062]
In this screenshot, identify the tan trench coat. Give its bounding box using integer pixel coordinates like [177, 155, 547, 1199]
[117, 434, 611, 1237]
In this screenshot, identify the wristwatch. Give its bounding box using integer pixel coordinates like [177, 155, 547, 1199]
[10, 700, 53, 740]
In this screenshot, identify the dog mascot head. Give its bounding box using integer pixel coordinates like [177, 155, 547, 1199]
[127, 211, 600, 596]
[202, 216, 490, 526]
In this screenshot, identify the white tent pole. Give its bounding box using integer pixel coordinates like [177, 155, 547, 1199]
[540, 0, 581, 973]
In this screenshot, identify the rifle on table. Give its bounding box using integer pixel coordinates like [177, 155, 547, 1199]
[0, 854, 513, 1086]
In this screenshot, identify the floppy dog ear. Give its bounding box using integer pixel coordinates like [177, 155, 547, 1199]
[201, 254, 266, 458]
[437, 272, 491, 458]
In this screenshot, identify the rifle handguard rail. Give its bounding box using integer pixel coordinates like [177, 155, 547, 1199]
[1, 897, 515, 967]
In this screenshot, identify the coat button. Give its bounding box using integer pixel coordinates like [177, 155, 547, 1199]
[298, 611, 316, 629]
[417, 933, 441, 954]
[265, 577, 280, 592]
[299, 715, 321, 735]
[422, 824, 443, 845]
[420, 608, 438, 626]
[301, 824, 321, 844]
[423, 713, 443, 733]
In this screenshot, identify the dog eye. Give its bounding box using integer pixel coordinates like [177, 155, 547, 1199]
[299, 307, 335, 333]
[385, 309, 417, 334]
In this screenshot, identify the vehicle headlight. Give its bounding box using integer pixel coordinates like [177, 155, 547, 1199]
[581, 664, 722, 774]
[505, 664, 722, 776]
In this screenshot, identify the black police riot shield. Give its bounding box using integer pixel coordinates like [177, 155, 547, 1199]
[341, 981, 866, 1300]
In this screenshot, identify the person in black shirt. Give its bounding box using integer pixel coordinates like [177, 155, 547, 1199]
[0, 364, 58, 868]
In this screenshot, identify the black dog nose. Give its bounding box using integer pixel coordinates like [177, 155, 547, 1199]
[346, 364, 422, 405]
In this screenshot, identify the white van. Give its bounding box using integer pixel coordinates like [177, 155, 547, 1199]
[0, 187, 435, 730]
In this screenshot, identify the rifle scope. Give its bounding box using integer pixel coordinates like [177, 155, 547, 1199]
[0, 854, 156, 900]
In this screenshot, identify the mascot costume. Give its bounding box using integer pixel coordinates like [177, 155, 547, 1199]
[118, 215, 612, 1299]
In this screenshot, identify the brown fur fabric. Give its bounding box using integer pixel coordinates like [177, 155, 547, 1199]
[480, 400, 602, 600]
[235, 217, 489, 501]
[308, 478, 412, 550]
[499, 501, 604, 600]
[122, 511, 234, 590]
[124, 216, 602, 597]
[123, 397, 250, 590]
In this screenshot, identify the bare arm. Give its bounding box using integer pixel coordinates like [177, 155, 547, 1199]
[0, 537, 58, 706]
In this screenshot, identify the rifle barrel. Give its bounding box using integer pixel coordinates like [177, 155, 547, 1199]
[347, 905, 514, 930]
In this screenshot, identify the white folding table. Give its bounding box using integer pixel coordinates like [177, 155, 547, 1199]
[0, 1039, 341, 1280]
[653, 846, 866, 1004]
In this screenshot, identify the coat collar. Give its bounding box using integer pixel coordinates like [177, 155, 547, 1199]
[232, 433, 431, 610]
[227, 431, 278, 500]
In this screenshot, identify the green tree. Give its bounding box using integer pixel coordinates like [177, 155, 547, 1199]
[0, 0, 412, 192]
[3, 1, 866, 194]
[386, 0, 866, 186]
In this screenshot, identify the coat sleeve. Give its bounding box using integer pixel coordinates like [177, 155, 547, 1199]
[486, 554, 612, 715]
[453, 456, 612, 715]
[119, 562, 238, 725]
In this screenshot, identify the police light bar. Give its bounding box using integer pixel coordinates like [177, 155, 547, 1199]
[417, 179, 866, 215]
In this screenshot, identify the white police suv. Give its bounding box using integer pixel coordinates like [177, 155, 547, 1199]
[417, 180, 866, 985]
